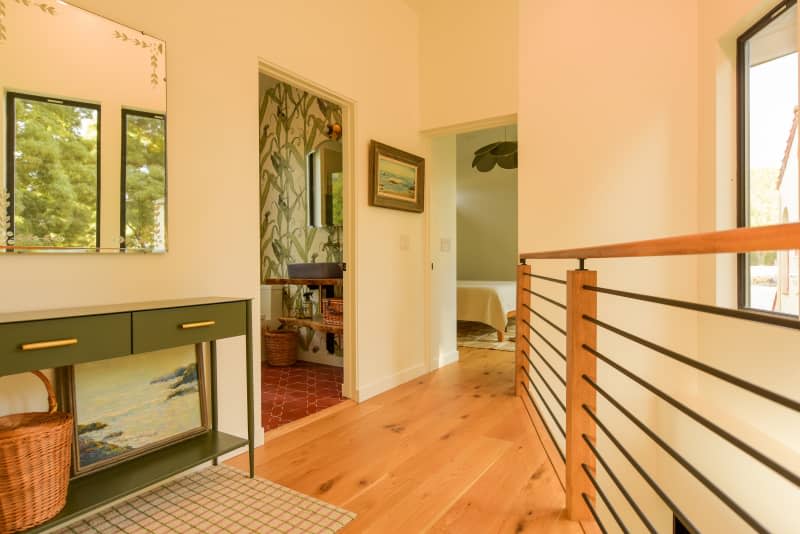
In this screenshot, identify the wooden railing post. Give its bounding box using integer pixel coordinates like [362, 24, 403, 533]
[515, 262, 531, 398]
[566, 268, 597, 520]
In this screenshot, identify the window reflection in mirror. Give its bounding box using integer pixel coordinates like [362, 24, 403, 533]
[4, 93, 100, 249]
[121, 110, 167, 251]
[307, 140, 343, 228]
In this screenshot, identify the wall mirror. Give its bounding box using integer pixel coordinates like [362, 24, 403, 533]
[1, 2, 167, 253]
[307, 140, 343, 228]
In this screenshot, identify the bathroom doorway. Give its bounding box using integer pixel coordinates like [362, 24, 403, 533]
[257, 64, 356, 433]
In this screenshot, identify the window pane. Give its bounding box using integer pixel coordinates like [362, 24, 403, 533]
[8, 96, 99, 248]
[123, 112, 166, 251]
[743, 4, 799, 315]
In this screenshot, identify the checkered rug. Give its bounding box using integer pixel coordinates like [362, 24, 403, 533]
[457, 321, 516, 352]
[56, 466, 356, 533]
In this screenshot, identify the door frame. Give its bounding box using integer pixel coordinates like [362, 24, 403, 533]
[422, 113, 517, 372]
[257, 58, 358, 400]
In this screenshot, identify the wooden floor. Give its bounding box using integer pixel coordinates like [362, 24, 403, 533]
[228, 347, 583, 533]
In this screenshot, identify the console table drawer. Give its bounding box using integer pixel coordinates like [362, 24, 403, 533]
[132, 302, 247, 353]
[0, 314, 131, 375]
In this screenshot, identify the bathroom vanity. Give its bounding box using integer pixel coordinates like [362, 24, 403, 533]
[0, 297, 255, 532]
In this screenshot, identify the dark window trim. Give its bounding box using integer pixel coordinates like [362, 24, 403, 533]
[5, 91, 102, 250]
[736, 0, 797, 312]
[120, 108, 167, 251]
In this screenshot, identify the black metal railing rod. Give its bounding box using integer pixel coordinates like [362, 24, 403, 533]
[521, 382, 566, 463]
[582, 463, 630, 534]
[583, 343, 800, 488]
[583, 375, 768, 534]
[521, 335, 567, 386]
[582, 493, 609, 534]
[523, 303, 567, 336]
[584, 284, 800, 331]
[520, 358, 566, 412]
[523, 376, 567, 439]
[583, 406, 700, 534]
[582, 315, 800, 414]
[582, 434, 657, 534]
[523, 288, 568, 310]
[523, 319, 567, 362]
[524, 272, 567, 285]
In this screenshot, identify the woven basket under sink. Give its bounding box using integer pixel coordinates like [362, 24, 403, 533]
[263, 329, 298, 367]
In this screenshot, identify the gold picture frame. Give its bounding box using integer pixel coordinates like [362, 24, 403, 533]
[369, 140, 425, 213]
[59, 344, 208, 477]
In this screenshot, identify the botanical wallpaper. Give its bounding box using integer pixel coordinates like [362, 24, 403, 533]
[260, 79, 343, 356]
[260, 80, 342, 281]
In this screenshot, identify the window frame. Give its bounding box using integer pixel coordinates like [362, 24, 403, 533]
[5, 91, 102, 250]
[736, 0, 798, 314]
[119, 108, 167, 251]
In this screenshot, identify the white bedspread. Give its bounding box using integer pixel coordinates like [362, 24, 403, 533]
[457, 280, 517, 333]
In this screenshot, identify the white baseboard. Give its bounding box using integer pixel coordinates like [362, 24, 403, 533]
[357, 363, 427, 401]
[438, 350, 460, 368]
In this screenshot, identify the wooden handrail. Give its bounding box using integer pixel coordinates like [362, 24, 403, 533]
[520, 222, 800, 260]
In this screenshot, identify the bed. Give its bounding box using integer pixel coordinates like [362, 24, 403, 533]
[457, 280, 517, 341]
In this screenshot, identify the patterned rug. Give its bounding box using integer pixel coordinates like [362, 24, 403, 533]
[262, 361, 345, 432]
[457, 320, 516, 352]
[56, 465, 356, 533]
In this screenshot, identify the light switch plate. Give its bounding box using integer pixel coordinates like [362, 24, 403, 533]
[399, 234, 410, 250]
[440, 238, 451, 252]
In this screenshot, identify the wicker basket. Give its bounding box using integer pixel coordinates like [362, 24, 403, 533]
[263, 329, 298, 366]
[0, 371, 73, 534]
[322, 298, 344, 327]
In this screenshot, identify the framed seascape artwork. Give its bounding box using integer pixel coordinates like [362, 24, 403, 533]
[369, 140, 425, 213]
[60, 344, 208, 476]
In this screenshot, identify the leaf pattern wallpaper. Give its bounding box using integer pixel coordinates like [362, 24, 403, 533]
[260, 77, 343, 356]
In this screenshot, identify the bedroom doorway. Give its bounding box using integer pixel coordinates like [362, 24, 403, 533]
[428, 122, 518, 371]
[257, 62, 357, 433]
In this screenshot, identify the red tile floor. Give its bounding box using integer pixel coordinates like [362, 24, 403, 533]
[261, 361, 345, 431]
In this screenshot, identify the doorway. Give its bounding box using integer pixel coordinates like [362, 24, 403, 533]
[257, 63, 356, 433]
[428, 121, 518, 371]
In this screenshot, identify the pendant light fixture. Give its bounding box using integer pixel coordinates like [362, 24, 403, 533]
[471, 126, 518, 172]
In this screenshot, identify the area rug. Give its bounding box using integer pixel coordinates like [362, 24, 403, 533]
[262, 361, 346, 432]
[457, 320, 516, 352]
[56, 465, 356, 533]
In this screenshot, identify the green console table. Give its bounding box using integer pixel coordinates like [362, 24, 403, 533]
[0, 297, 256, 533]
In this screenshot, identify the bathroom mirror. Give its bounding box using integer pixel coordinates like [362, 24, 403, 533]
[307, 140, 343, 228]
[1, 2, 167, 253]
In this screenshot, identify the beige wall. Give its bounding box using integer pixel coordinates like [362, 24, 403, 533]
[0, 0, 429, 440]
[518, 1, 700, 530]
[414, 0, 518, 131]
[456, 126, 517, 281]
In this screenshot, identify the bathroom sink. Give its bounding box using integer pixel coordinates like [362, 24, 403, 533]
[287, 262, 343, 279]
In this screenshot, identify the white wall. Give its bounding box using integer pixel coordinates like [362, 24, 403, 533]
[456, 126, 517, 281]
[413, 0, 518, 131]
[519, 1, 700, 531]
[0, 0, 429, 440]
[429, 136, 458, 369]
[687, 1, 800, 531]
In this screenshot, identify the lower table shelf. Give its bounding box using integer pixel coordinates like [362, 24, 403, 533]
[29, 430, 248, 532]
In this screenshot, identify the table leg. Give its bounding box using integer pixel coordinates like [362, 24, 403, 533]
[246, 300, 255, 478]
[210, 340, 218, 466]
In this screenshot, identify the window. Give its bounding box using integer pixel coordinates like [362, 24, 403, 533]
[737, 0, 799, 315]
[121, 109, 166, 251]
[5, 93, 100, 248]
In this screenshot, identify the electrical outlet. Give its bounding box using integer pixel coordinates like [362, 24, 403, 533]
[440, 238, 451, 252]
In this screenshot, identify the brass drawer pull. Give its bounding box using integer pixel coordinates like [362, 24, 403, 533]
[180, 320, 216, 330]
[21, 338, 78, 351]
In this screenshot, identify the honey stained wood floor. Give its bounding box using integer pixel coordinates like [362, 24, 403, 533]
[228, 347, 583, 533]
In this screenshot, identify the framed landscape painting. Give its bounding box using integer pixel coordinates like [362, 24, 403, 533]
[61, 344, 208, 476]
[369, 140, 425, 213]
